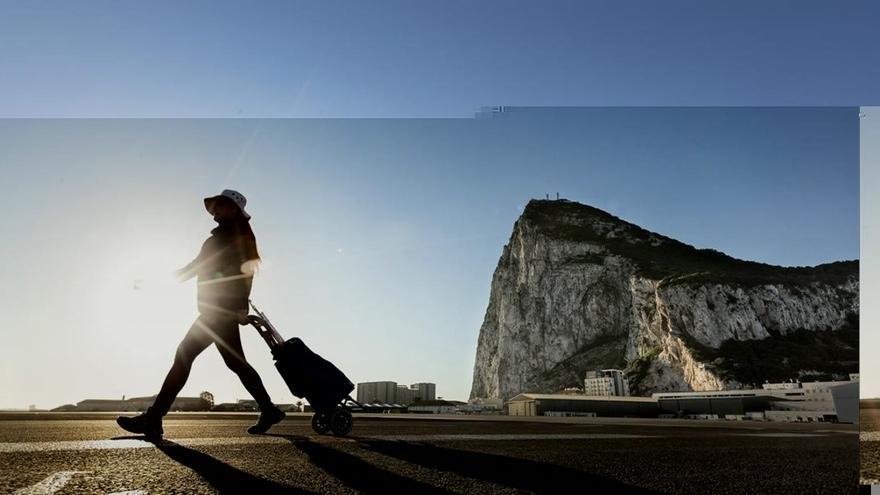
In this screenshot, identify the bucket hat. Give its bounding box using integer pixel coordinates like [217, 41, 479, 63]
[204, 189, 250, 219]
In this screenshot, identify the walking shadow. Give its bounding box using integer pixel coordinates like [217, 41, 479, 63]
[265, 434, 451, 494]
[111, 436, 315, 494]
[352, 437, 661, 494]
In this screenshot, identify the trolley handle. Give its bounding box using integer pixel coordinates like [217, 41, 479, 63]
[247, 299, 286, 348]
[247, 315, 279, 348]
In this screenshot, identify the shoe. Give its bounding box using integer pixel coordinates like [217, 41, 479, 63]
[116, 407, 164, 438]
[247, 406, 286, 434]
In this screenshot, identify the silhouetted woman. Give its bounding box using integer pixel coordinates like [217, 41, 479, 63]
[117, 189, 285, 438]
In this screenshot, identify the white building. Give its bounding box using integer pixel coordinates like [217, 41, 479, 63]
[584, 369, 630, 397]
[411, 383, 437, 402]
[764, 380, 858, 423]
[357, 381, 398, 404]
[652, 376, 859, 424]
[761, 381, 801, 390]
[461, 397, 504, 414]
[396, 385, 414, 405]
[357, 381, 437, 405]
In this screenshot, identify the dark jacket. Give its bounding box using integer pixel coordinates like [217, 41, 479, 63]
[179, 219, 259, 315]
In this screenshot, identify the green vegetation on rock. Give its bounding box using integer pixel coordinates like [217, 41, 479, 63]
[521, 199, 858, 287]
[625, 347, 661, 396]
[680, 314, 858, 386]
[525, 333, 627, 392]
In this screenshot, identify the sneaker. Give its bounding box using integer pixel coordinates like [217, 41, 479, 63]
[247, 406, 286, 434]
[116, 408, 164, 438]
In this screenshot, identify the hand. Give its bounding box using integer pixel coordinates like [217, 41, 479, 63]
[235, 310, 251, 325]
[174, 266, 194, 281]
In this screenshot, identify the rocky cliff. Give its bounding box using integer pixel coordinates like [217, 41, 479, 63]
[470, 199, 859, 401]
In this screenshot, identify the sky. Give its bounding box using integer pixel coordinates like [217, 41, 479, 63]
[0, 107, 859, 409]
[1, 1, 879, 117]
[0, 2, 875, 407]
[861, 107, 879, 398]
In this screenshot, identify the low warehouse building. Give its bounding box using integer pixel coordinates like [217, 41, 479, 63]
[407, 400, 461, 414]
[506, 394, 659, 417]
[653, 392, 777, 417]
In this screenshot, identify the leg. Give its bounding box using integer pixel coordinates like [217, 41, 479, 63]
[151, 316, 215, 416]
[209, 312, 285, 434]
[211, 315, 275, 411]
[117, 316, 213, 437]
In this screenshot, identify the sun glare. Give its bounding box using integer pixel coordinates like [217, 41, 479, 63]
[96, 239, 196, 337]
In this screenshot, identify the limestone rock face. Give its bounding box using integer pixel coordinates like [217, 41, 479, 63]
[469, 200, 858, 401]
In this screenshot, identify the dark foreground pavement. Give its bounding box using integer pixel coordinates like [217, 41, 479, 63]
[1, 412, 857, 494]
[860, 407, 880, 486]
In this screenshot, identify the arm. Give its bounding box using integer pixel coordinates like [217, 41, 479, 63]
[236, 233, 262, 276]
[175, 239, 210, 281]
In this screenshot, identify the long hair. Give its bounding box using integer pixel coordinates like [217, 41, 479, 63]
[235, 215, 260, 261]
[219, 213, 261, 274]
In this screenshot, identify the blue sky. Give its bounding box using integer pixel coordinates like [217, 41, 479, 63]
[0, 2, 874, 407]
[1, 1, 878, 117]
[862, 106, 879, 398]
[0, 108, 859, 409]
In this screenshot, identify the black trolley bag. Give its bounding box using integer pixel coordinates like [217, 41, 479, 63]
[247, 300, 362, 435]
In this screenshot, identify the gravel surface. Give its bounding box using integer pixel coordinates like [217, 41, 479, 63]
[1, 412, 858, 494]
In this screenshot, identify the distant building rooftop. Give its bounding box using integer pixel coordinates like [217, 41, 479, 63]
[409, 400, 462, 407]
[508, 394, 657, 404]
[125, 396, 158, 402]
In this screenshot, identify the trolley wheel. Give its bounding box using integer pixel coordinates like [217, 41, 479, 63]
[330, 408, 353, 436]
[311, 411, 331, 434]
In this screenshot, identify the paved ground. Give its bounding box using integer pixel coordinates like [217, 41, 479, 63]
[1, 412, 858, 494]
[860, 407, 880, 486]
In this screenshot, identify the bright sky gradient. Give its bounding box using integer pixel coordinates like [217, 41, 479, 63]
[0, 108, 859, 409]
[861, 107, 879, 398]
[1, 1, 878, 117]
